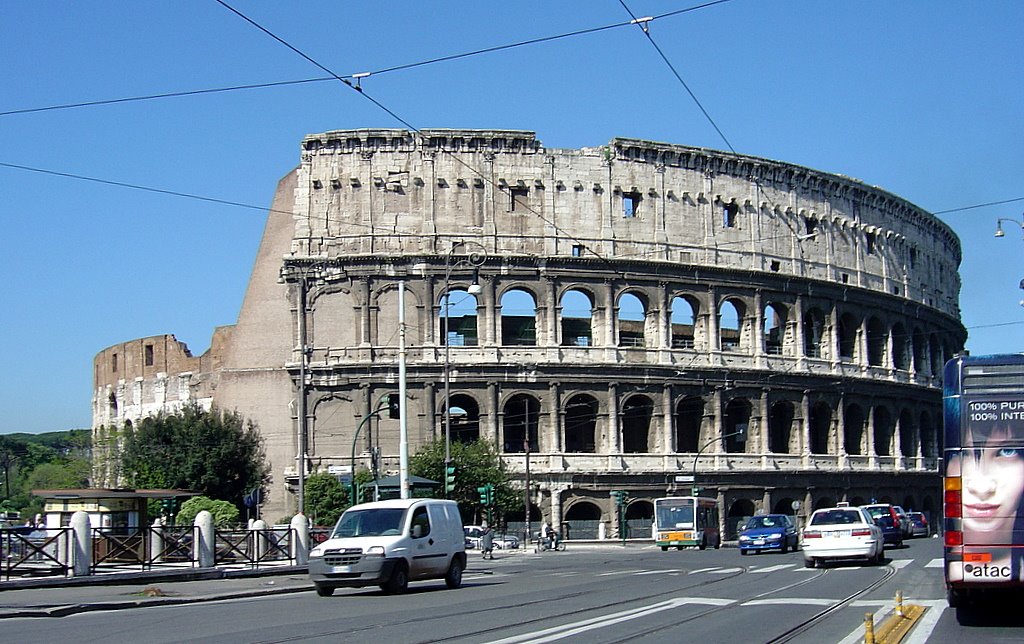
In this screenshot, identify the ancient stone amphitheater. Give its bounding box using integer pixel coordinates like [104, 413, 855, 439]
[94, 129, 964, 537]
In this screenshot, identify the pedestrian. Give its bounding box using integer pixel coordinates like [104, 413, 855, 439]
[480, 521, 494, 560]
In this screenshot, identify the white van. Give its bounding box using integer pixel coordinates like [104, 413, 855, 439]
[308, 498, 466, 596]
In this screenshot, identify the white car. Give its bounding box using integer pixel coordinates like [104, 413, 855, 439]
[801, 505, 884, 568]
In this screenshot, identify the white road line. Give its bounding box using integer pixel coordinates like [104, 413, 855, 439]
[889, 559, 913, 569]
[635, 569, 681, 575]
[748, 564, 795, 573]
[743, 598, 835, 606]
[924, 557, 943, 568]
[688, 567, 720, 574]
[707, 567, 743, 574]
[483, 597, 735, 644]
[838, 600, 946, 644]
[596, 570, 643, 576]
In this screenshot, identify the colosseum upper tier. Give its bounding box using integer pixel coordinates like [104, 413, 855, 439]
[94, 129, 964, 535]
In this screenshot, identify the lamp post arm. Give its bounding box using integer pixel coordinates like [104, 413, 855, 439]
[691, 429, 747, 483]
[350, 396, 390, 504]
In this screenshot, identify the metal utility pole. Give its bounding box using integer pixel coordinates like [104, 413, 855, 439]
[399, 281, 410, 499]
[296, 274, 308, 515]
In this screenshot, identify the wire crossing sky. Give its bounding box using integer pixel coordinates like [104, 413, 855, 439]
[0, 1, 1021, 434]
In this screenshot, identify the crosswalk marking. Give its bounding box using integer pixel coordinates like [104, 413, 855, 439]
[925, 558, 943, 568]
[748, 564, 795, 573]
[889, 559, 913, 569]
[689, 567, 720, 575]
[636, 569, 681, 575]
[707, 567, 744, 574]
[744, 598, 835, 606]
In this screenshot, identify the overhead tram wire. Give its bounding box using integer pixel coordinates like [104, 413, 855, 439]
[1, 3, 727, 118]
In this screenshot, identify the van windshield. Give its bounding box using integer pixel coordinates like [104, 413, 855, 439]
[332, 508, 405, 538]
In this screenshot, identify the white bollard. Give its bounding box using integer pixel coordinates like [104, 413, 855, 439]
[150, 517, 164, 564]
[70, 511, 91, 577]
[195, 510, 215, 568]
[291, 513, 310, 565]
[252, 519, 268, 562]
[598, 522, 607, 541]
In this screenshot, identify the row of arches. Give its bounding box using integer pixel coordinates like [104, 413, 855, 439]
[444, 389, 939, 459]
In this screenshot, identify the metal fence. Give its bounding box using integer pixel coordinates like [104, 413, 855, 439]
[1, 527, 72, 580]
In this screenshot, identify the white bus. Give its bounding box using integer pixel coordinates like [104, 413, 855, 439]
[653, 496, 721, 551]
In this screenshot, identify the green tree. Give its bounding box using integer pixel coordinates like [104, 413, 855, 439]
[304, 472, 348, 527]
[119, 404, 269, 512]
[410, 439, 516, 523]
[25, 460, 91, 490]
[175, 495, 241, 527]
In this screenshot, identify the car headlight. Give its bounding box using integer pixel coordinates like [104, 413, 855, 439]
[768, 533, 782, 539]
[365, 546, 385, 557]
[310, 546, 324, 557]
[739, 535, 750, 541]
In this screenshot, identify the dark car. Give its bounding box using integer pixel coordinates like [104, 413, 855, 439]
[860, 504, 903, 548]
[906, 511, 929, 538]
[738, 514, 799, 555]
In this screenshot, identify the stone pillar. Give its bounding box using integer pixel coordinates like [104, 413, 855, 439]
[359, 277, 372, 346]
[487, 381, 500, 449]
[712, 388, 724, 455]
[759, 389, 770, 454]
[753, 291, 765, 361]
[195, 510, 215, 568]
[544, 277, 558, 347]
[707, 286, 720, 355]
[548, 381, 562, 452]
[867, 406, 877, 467]
[292, 518, 312, 560]
[801, 391, 812, 456]
[604, 280, 616, 349]
[662, 381, 674, 454]
[607, 382, 620, 453]
[70, 511, 91, 577]
[837, 393, 847, 467]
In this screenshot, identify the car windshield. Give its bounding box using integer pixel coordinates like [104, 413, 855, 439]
[745, 516, 781, 529]
[810, 510, 863, 526]
[332, 508, 405, 538]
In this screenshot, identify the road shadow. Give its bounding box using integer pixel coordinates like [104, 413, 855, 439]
[955, 591, 1024, 627]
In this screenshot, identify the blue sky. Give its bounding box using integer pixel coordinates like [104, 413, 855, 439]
[1, 1, 1021, 434]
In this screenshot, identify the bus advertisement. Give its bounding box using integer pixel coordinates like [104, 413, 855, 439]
[943, 354, 1024, 606]
[653, 496, 720, 551]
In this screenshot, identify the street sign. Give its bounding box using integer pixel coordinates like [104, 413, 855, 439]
[674, 475, 695, 483]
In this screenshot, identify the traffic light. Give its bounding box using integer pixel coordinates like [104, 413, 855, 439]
[610, 490, 629, 507]
[445, 465, 456, 494]
[387, 394, 400, 419]
[477, 483, 494, 505]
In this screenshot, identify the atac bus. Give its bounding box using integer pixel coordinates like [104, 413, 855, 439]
[943, 354, 1024, 607]
[653, 496, 721, 551]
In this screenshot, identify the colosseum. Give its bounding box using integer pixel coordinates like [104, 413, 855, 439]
[93, 128, 964, 537]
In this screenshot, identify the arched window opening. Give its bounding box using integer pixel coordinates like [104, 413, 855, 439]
[803, 308, 825, 358]
[617, 292, 647, 347]
[441, 288, 479, 346]
[727, 499, 756, 539]
[447, 394, 481, 444]
[564, 502, 602, 540]
[772, 497, 797, 517]
[844, 404, 865, 455]
[899, 410, 915, 458]
[560, 289, 594, 347]
[920, 411, 937, 459]
[838, 313, 859, 360]
[891, 323, 910, 371]
[724, 399, 751, 454]
[564, 394, 598, 453]
[874, 407, 893, 456]
[502, 394, 539, 453]
[622, 395, 654, 453]
[813, 497, 837, 510]
[674, 396, 703, 453]
[670, 296, 696, 349]
[769, 401, 795, 454]
[928, 334, 942, 375]
[912, 328, 927, 373]
[810, 401, 831, 454]
[719, 300, 742, 351]
[866, 317, 886, 367]
[500, 289, 537, 346]
[764, 304, 786, 355]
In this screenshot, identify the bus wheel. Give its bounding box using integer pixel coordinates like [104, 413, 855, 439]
[676, 546, 683, 551]
[661, 546, 668, 552]
[947, 587, 963, 608]
[698, 537, 707, 551]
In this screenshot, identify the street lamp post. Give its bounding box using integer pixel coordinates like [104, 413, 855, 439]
[690, 427, 747, 496]
[994, 216, 1024, 306]
[441, 241, 486, 494]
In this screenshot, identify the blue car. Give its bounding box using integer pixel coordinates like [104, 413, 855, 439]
[738, 514, 799, 555]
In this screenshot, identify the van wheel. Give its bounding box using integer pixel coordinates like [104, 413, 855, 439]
[314, 583, 334, 597]
[804, 558, 815, 568]
[445, 557, 464, 589]
[381, 562, 409, 594]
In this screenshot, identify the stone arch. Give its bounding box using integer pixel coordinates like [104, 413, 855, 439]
[810, 400, 831, 454]
[772, 497, 797, 516]
[309, 393, 360, 459]
[838, 312, 860, 360]
[768, 400, 795, 454]
[763, 302, 787, 355]
[724, 398, 752, 453]
[617, 291, 648, 347]
[674, 395, 704, 453]
[849, 495, 867, 506]
[500, 288, 537, 346]
[564, 393, 598, 453]
[440, 287, 480, 347]
[920, 411, 937, 459]
[844, 403, 866, 455]
[928, 334, 942, 375]
[873, 406, 894, 456]
[626, 500, 653, 520]
[446, 393, 481, 445]
[803, 307, 826, 358]
[622, 394, 655, 453]
[560, 288, 595, 347]
[670, 294, 698, 349]
[813, 497, 835, 510]
[719, 298, 744, 351]
[314, 286, 359, 347]
[502, 393, 539, 453]
[564, 501, 602, 540]
[891, 322, 910, 371]
[902, 495, 916, 512]
[866, 316, 886, 367]
[727, 498, 757, 539]
[912, 327, 928, 373]
[898, 409, 916, 458]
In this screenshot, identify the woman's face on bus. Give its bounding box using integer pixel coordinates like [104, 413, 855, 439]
[950, 427, 1024, 540]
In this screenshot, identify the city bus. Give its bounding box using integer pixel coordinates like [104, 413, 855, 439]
[653, 496, 720, 551]
[943, 354, 1024, 607]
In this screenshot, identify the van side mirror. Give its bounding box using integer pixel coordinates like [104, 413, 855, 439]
[411, 524, 423, 538]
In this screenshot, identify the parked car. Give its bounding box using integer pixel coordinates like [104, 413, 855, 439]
[737, 514, 799, 555]
[892, 505, 913, 538]
[906, 512, 929, 538]
[860, 504, 904, 548]
[801, 505, 884, 568]
[464, 525, 484, 549]
[494, 533, 519, 549]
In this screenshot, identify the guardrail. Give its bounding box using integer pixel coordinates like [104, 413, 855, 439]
[1, 527, 72, 580]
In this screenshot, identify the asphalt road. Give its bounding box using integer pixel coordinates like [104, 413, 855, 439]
[1, 538, 1022, 642]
